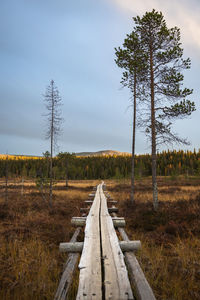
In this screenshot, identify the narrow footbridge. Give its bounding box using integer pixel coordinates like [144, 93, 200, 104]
[54, 183, 156, 300]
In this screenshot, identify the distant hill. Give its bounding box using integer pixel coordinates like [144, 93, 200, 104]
[0, 150, 131, 159]
[75, 150, 131, 157]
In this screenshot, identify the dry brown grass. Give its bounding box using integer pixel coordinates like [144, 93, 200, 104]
[0, 177, 200, 299]
[106, 177, 200, 300]
[0, 180, 99, 300]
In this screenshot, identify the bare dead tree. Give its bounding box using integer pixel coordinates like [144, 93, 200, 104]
[43, 80, 63, 207]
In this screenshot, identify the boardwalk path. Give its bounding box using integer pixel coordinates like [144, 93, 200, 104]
[76, 183, 133, 299]
[55, 183, 156, 300]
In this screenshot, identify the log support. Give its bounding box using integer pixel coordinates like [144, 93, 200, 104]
[85, 200, 117, 204]
[71, 216, 125, 227]
[85, 200, 93, 204]
[60, 240, 141, 253]
[80, 207, 118, 213]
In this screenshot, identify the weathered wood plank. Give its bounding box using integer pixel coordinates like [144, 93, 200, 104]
[118, 228, 156, 300]
[54, 227, 81, 300]
[110, 210, 156, 300]
[76, 185, 102, 299]
[100, 184, 134, 300]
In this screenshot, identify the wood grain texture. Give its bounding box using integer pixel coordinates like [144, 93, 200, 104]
[110, 211, 156, 300]
[76, 185, 102, 299]
[56, 183, 154, 300]
[118, 228, 156, 300]
[100, 184, 134, 300]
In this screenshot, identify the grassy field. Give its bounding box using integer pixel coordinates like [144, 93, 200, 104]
[0, 177, 200, 299]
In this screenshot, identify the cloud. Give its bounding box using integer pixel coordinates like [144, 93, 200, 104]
[111, 0, 200, 56]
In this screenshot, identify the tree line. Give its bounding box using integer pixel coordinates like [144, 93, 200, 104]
[1, 150, 200, 180]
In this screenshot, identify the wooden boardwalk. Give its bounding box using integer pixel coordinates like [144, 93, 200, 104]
[55, 183, 156, 300]
[76, 183, 133, 299]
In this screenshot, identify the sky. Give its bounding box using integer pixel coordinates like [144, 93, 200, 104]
[0, 0, 199, 156]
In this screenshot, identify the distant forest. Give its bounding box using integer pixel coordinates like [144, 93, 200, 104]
[0, 150, 200, 180]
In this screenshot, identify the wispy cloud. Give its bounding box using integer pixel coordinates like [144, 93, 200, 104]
[111, 0, 200, 55]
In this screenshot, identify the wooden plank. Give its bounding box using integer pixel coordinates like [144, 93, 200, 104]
[54, 227, 81, 300]
[76, 185, 102, 299]
[111, 211, 156, 300]
[100, 184, 134, 300]
[118, 228, 156, 300]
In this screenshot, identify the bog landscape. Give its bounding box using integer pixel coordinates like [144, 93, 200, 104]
[1, 3, 200, 300]
[0, 149, 200, 299]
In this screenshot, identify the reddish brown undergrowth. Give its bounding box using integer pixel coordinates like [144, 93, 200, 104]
[0, 178, 200, 300]
[0, 180, 97, 300]
[107, 177, 200, 300]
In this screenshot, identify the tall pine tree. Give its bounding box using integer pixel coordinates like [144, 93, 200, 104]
[134, 10, 195, 210]
[115, 32, 147, 204]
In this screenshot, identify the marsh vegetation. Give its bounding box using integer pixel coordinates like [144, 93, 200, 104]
[0, 177, 199, 299]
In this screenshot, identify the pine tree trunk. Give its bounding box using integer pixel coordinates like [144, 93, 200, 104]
[130, 75, 137, 204]
[150, 45, 158, 211]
